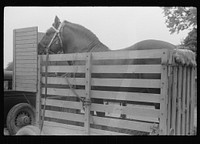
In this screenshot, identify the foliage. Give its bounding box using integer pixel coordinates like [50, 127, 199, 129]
[162, 7, 197, 34]
[182, 28, 197, 52]
[162, 7, 197, 52]
[5, 61, 13, 71]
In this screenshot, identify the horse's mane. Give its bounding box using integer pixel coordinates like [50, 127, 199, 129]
[62, 20, 100, 42]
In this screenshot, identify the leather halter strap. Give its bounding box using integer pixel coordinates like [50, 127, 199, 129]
[45, 22, 64, 54]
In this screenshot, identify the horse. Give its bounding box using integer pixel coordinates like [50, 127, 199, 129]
[38, 16, 176, 118]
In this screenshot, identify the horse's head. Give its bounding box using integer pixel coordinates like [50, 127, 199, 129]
[38, 16, 63, 55]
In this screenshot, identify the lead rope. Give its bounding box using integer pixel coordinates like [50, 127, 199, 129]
[39, 25, 62, 134]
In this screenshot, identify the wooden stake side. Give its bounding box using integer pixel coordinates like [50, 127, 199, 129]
[84, 52, 92, 134]
[176, 66, 183, 135]
[190, 67, 195, 135]
[181, 66, 186, 135]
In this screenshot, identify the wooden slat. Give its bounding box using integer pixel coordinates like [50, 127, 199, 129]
[92, 49, 168, 60]
[182, 67, 187, 135]
[15, 71, 37, 76]
[15, 27, 37, 33]
[186, 68, 191, 134]
[91, 78, 161, 88]
[15, 35, 37, 41]
[16, 79, 37, 84]
[16, 59, 37, 64]
[91, 103, 159, 120]
[16, 86, 36, 92]
[43, 121, 84, 135]
[16, 39, 37, 44]
[16, 67, 37, 72]
[92, 65, 162, 73]
[16, 44, 37, 48]
[16, 55, 37, 60]
[176, 66, 182, 135]
[171, 66, 177, 135]
[16, 82, 36, 88]
[16, 51, 37, 56]
[90, 116, 156, 132]
[41, 65, 85, 73]
[41, 65, 161, 74]
[41, 53, 87, 61]
[41, 77, 161, 89]
[41, 88, 86, 97]
[41, 77, 85, 85]
[40, 49, 168, 62]
[41, 98, 82, 110]
[16, 63, 37, 68]
[16, 48, 37, 52]
[90, 128, 128, 135]
[15, 31, 37, 36]
[91, 90, 160, 103]
[16, 75, 37, 80]
[44, 110, 84, 122]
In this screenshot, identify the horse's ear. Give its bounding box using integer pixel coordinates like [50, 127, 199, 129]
[53, 16, 61, 29]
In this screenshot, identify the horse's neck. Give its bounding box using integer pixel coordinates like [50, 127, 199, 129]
[87, 38, 110, 52]
[62, 22, 110, 53]
[62, 35, 110, 53]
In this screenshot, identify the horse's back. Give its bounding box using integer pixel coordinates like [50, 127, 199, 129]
[124, 39, 176, 50]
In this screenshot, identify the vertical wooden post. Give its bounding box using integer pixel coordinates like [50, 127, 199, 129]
[13, 29, 16, 90]
[159, 50, 168, 135]
[185, 67, 191, 135]
[189, 67, 195, 135]
[84, 52, 92, 134]
[167, 65, 172, 134]
[171, 66, 177, 135]
[176, 66, 182, 135]
[181, 66, 186, 135]
[36, 56, 41, 128]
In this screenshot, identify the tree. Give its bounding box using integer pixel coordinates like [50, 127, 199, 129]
[162, 7, 197, 34]
[5, 61, 13, 71]
[162, 7, 197, 52]
[182, 28, 197, 52]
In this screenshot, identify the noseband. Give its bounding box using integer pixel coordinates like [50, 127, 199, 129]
[40, 22, 64, 54]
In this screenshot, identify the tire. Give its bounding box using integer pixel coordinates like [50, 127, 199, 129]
[16, 125, 43, 135]
[6, 103, 35, 135]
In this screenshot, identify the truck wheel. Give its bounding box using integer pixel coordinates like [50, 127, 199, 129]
[16, 125, 43, 135]
[6, 103, 35, 135]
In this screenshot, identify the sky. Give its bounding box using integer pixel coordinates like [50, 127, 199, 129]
[4, 7, 190, 69]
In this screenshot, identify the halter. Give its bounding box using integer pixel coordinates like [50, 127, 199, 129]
[41, 21, 64, 54]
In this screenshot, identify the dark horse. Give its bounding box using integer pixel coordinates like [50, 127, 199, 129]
[38, 16, 176, 117]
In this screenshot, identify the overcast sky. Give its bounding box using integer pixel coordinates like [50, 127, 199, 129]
[4, 7, 189, 68]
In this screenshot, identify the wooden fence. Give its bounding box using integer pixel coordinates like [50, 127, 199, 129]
[36, 49, 196, 135]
